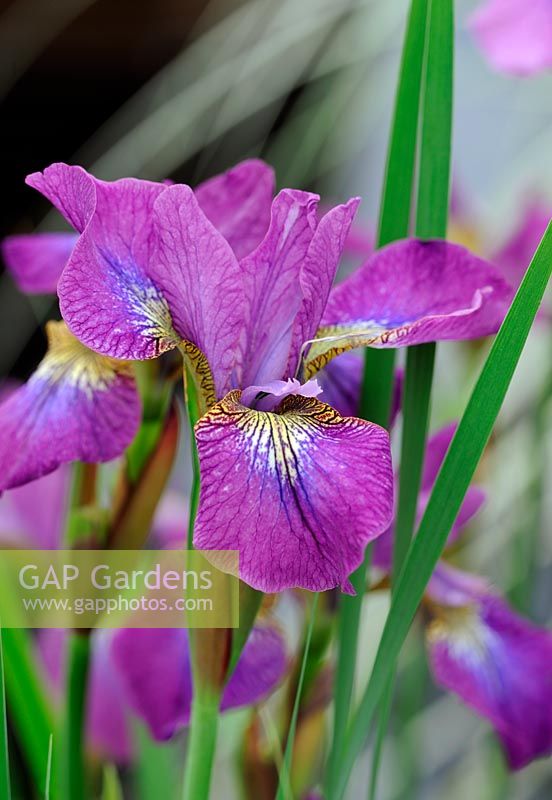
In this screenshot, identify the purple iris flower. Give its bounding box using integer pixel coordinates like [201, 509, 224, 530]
[469, 0, 552, 77]
[0, 476, 288, 759]
[0, 321, 141, 492]
[374, 424, 552, 770]
[19, 159, 512, 594]
[2, 159, 274, 295]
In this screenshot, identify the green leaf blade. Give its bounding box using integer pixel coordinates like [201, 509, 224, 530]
[334, 219, 552, 800]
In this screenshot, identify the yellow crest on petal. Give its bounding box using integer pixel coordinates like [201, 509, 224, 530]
[38, 321, 134, 396]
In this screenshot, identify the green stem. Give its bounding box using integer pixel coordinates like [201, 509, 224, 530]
[62, 633, 91, 800]
[393, 344, 436, 578]
[2, 628, 54, 796]
[182, 690, 221, 800]
[326, 549, 371, 789]
[62, 462, 97, 800]
[182, 367, 222, 799]
[367, 675, 394, 800]
[325, 2, 430, 794]
[276, 593, 319, 800]
[0, 629, 11, 800]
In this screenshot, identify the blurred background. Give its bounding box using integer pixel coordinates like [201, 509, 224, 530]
[0, 0, 550, 798]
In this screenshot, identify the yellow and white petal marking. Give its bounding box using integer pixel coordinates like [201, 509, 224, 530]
[193, 389, 393, 593]
[37, 320, 134, 397]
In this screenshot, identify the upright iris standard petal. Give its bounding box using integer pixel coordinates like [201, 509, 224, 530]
[195, 159, 275, 258]
[469, 0, 552, 76]
[239, 189, 320, 386]
[111, 624, 287, 740]
[287, 198, 360, 376]
[304, 239, 512, 377]
[193, 390, 393, 593]
[153, 184, 248, 398]
[426, 562, 552, 769]
[0, 322, 141, 492]
[2, 233, 78, 294]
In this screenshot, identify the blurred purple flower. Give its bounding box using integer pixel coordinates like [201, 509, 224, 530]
[0, 321, 141, 492]
[469, 0, 552, 77]
[111, 623, 288, 741]
[492, 200, 551, 288]
[427, 562, 552, 769]
[374, 423, 552, 769]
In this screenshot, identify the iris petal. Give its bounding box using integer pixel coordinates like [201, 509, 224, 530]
[426, 562, 552, 769]
[2, 232, 78, 294]
[303, 239, 512, 378]
[111, 624, 287, 740]
[0, 322, 141, 491]
[193, 390, 393, 592]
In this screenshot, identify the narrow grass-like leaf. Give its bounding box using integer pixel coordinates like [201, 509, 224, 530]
[326, 2, 429, 792]
[45, 735, 53, 800]
[370, 1, 454, 792]
[2, 628, 54, 796]
[0, 629, 11, 800]
[102, 764, 123, 800]
[134, 723, 178, 800]
[367, 675, 394, 800]
[62, 633, 91, 800]
[333, 219, 552, 800]
[276, 593, 319, 800]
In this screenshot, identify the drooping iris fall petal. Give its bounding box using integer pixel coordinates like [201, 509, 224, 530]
[2, 232, 78, 294]
[111, 624, 287, 740]
[426, 562, 552, 769]
[469, 0, 552, 77]
[304, 239, 512, 377]
[193, 389, 393, 593]
[0, 322, 141, 492]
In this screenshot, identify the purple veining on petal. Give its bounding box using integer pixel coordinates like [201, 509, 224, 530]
[193, 391, 393, 593]
[426, 562, 552, 769]
[469, 0, 552, 77]
[195, 159, 275, 259]
[111, 624, 287, 740]
[26, 163, 98, 232]
[2, 232, 78, 294]
[58, 177, 175, 362]
[0, 322, 141, 492]
[38, 629, 133, 763]
[239, 189, 320, 387]
[321, 239, 513, 351]
[0, 466, 70, 548]
[288, 198, 360, 375]
[152, 184, 247, 396]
